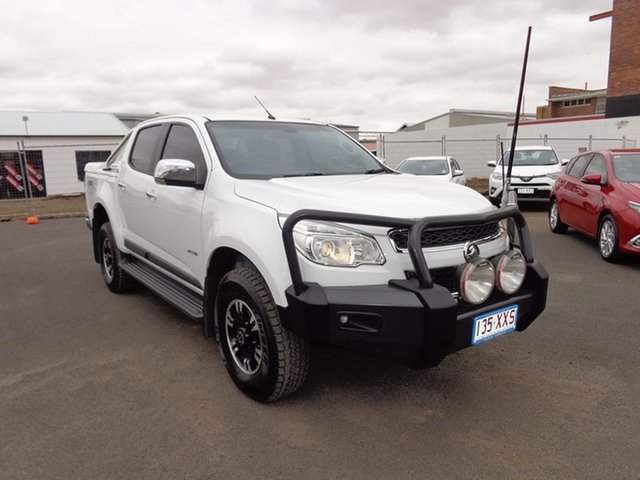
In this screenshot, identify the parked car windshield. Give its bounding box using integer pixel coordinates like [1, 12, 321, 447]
[397, 159, 449, 175]
[500, 149, 558, 166]
[206, 121, 385, 179]
[612, 154, 640, 182]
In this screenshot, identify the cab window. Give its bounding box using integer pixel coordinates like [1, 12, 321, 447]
[161, 124, 207, 184]
[130, 125, 163, 174]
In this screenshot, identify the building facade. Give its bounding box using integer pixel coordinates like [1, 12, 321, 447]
[0, 111, 128, 199]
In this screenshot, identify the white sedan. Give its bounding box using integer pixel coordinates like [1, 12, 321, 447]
[396, 156, 466, 185]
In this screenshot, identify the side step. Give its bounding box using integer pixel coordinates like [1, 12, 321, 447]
[121, 258, 204, 319]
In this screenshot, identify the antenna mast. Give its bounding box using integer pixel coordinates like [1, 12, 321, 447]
[254, 96, 276, 120]
[502, 26, 532, 208]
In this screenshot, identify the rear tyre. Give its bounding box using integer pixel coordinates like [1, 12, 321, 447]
[98, 222, 136, 293]
[598, 214, 621, 262]
[548, 199, 568, 234]
[215, 268, 309, 402]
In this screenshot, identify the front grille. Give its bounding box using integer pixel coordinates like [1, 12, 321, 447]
[405, 267, 458, 293]
[388, 222, 501, 250]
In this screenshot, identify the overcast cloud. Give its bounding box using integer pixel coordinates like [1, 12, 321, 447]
[0, 0, 612, 131]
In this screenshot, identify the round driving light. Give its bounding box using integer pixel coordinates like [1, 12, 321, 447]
[494, 250, 526, 294]
[457, 259, 495, 305]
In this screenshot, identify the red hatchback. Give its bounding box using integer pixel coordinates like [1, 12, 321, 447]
[549, 149, 640, 261]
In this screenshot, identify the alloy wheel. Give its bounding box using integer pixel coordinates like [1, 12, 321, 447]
[549, 202, 559, 229]
[102, 237, 114, 281]
[224, 299, 265, 375]
[599, 219, 616, 258]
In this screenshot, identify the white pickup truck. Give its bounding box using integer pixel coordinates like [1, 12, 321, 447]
[84, 115, 548, 402]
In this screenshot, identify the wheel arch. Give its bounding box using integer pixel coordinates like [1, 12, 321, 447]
[203, 246, 255, 338]
[598, 208, 615, 226]
[92, 203, 110, 263]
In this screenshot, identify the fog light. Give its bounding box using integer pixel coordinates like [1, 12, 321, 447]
[457, 258, 495, 305]
[493, 250, 526, 294]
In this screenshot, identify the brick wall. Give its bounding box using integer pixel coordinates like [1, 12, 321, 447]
[548, 87, 587, 97]
[550, 103, 597, 118]
[606, 0, 640, 117]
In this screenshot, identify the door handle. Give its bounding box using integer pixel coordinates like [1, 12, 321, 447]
[117, 181, 126, 190]
[146, 190, 158, 200]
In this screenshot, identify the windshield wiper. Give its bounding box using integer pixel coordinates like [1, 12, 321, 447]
[281, 172, 325, 177]
[364, 168, 386, 174]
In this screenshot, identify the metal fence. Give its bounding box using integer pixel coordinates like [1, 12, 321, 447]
[378, 134, 637, 177]
[0, 142, 119, 201]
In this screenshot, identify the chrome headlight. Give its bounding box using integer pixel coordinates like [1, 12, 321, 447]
[493, 249, 526, 294]
[491, 172, 503, 181]
[457, 258, 495, 305]
[292, 220, 385, 267]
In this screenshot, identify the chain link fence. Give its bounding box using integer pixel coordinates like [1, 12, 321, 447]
[0, 142, 118, 201]
[378, 134, 636, 177]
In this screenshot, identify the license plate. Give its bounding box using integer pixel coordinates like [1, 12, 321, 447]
[517, 188, 534, 194]
[472, 305, 518, 345]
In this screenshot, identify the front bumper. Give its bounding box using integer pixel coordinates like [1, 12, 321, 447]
[280, 207, 549, 368]
[490, 182, 553, 200]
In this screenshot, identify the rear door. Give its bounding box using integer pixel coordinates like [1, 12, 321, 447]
[118, 124, 165, 252]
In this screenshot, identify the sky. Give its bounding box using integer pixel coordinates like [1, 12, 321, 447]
[0, 0, 613, 131]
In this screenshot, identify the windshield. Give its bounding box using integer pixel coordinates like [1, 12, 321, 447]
[612, 154, 640, 182]
[206, 121, 385, 179]
[500, 149, 558, 166]
[397, 159, 449, 175]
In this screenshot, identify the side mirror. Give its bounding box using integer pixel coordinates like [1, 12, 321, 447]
[487, 160, 497, 168]
[581, 173, 604, 186]
[561, 158, 570, 166]
[154, 159, 199, 188]
[453, 169, 464, 177]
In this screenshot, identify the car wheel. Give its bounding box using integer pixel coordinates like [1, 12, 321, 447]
[598, 214, 621, 262]
[215, 267, 309, 402]
[548, 199, 568, 234]
[98, 222, 136, 293]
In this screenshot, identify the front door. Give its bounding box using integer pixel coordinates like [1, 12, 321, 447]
[142, 122, 210, 289]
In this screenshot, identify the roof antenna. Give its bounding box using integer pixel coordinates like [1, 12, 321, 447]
[502, 25, 532, 209]
[254, 96, 276, 120]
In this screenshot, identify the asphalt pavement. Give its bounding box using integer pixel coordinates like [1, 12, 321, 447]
[1, 211, 639, 479]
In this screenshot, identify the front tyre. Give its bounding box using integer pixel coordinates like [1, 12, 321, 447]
[598, 214, 621, 262]
[98, 222, 136, 293]
[216, 268, 309, 402]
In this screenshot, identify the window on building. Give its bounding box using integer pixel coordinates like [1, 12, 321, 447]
[76, 150, 111, 181]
